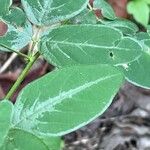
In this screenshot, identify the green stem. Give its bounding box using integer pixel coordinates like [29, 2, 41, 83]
[0, 44, 29, 60]
[5, 52, 40, 100]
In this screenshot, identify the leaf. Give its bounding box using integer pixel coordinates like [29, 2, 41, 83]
[118, 37, 150, 89]
[39, 25, 142, 67]
[127, 0, 150, 27]
[4, 7, 26, 26]
[0, 103, 51, 150]
[144, 0, 150, 4]
[135, 32, 150, 41]
[0, 100, 13, 147]
[21, 0, 89, 26]
[13, 65, 124, 136]
[93, 0, 116, 20]
[42, 136, 62, 150]
[1, 129, 49, 150]
[0, 0, 11, 16]
[100, 19, 139, 35]
[0, 7, 33, 52]
[70, 9, 97, 24]
[119, 52, 150, 89]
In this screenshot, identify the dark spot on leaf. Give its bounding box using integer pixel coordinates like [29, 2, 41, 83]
[0, 21, 8, 36]
[109, 51, 114, 58]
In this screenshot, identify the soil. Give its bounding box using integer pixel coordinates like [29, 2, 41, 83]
[63, 82, 150, 150]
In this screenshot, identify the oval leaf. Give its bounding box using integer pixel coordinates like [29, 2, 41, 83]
[0, 7, 32, 52]
[119, 52, 150, 89]
[42, 136, 62, 150]
[1, 129, 49, 150]
[4, 7, 26, 26]
[0, 0, 11, 16]
[13, 65, 124, 136]
[144, 0, 150, 4]
[21, 0, 89, 26]
[40, 25, 142, 67]
[127, 0, 150, 27]
[93, 0, 116, 20]
[100, 19, 139, 35]
[135, 32, 150, 41]
[0, 100, 13, 147]
[70, 9, 97, 24]
[119, 38, 150, 89]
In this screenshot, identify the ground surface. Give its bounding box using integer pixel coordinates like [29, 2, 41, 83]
[63, 82, 150, 150]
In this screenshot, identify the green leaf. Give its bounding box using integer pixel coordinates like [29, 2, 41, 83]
[93, 0, 116, 20]
[0, 101, 50, 149]
[119, 52, 150, 89]
[4, 7, 26, 26]
[127, 0, 150, 27]
[70, 9, 97, 24]
[0, 0, 11, 16]
[42, 136, 62, 150]
[144, 0, 150, 4]
[100, 19, 139, 35]
[119, 37, 150, 89]
[0, 100, 13, 147]
[13, 65, 124, 136]
[135, 32, 150, 41]
[39, 25, 142, 67]
[0, 7, 33, 52]
[1, 129, 49, 150]
[21, 0, 89, 26]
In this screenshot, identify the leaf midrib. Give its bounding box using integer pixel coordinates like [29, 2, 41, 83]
[49, 40, 141, 52]
[14, 73, 121, 127]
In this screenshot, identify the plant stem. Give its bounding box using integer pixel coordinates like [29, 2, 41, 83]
[0, 44, 29, 60]
[5, 52, 40, 100]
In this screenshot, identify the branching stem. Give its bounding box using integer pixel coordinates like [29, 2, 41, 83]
[0, 44, 29, 60]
